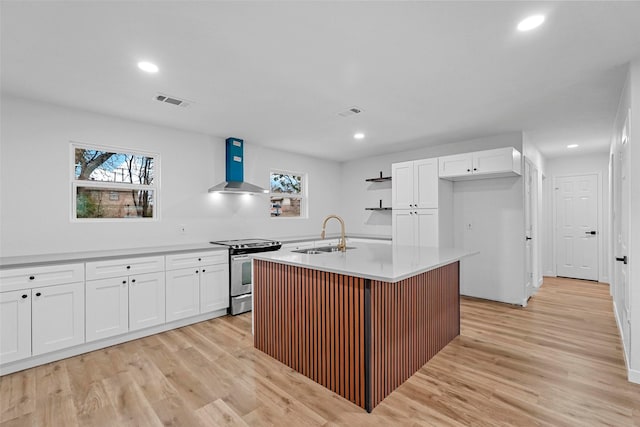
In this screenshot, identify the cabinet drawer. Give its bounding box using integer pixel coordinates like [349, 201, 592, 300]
[0, 263, 84, 292]
[86, 256, 164, 280]
[165, 251, 227, 270]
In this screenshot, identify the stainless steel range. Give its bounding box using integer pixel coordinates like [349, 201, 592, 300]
[210, 238, 281, 315]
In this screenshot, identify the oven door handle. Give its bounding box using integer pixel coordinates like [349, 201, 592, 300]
[232, 255, 251, 261]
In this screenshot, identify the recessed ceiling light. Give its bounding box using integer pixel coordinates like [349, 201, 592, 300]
[354, 133, 365, 140]
[517, 15, 545, 32]
[137, 61, 159, 73]
[567, 144, 579, 149]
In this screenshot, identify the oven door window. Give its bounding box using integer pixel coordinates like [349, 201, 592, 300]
[242, 260, 252, 285]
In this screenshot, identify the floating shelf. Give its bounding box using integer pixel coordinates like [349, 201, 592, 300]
[365, 171, 392, 182]
[365, 207, 392, 211]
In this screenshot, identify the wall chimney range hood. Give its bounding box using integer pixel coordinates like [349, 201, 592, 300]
[208, 138, 269, 194]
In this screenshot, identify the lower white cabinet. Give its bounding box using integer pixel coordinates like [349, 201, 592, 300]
[165, 251, 229, 322]
[200, 264, 229, 313]
[32, 282, 85, 356]
[166, 268, 201, 322]
[0, 290, 31, 364]
[129, 272, 166, 331]
[86, 272, 165, 342]
[393, 209, 440, 247]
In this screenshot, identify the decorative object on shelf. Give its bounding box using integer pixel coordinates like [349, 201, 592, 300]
[365, 171, 392, 182]
[366, 199, 392, 211]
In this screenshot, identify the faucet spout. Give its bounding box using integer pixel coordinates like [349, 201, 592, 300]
[321, 214, 347, 252]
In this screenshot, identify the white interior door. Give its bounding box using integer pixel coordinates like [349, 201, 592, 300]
[555, 174, 599, 280]
[613, 111, 630, 344]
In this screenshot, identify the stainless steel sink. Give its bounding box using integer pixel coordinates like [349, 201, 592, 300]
[314, 246, 356, 252]
[292, 249, 323, 254]
[291, 246, 355, 254]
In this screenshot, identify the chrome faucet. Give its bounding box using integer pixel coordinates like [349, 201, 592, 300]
[320, 214, 347, 252]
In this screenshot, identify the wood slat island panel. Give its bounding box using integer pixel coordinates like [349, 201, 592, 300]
[253, 260, 366, 408]
[254, 259, 460, 411]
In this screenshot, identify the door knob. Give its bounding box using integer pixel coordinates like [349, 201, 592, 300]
[615, 256, 628, 265]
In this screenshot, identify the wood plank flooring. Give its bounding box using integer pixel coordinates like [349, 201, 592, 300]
[1, 277, 638, 426]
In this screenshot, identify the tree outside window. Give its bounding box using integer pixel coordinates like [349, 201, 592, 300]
[72, 143, 158, 220]
[270, 171, 306, 218]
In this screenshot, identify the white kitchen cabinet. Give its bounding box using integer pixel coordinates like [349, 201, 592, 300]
[392, 157, 452, 247]
[166, 268, 201, 321]
[86, 276, 129, 342]
[165, 251, 229, 321]
[392, 209, 440, 247]
[0, 290, 31, 364]
[129, 272, 166, 331]
[439, 147, 522, 180]
[32, 282, 84, 356]
[392, 158, 439, 209]
[200, 264, 229, 313]
[85, 271, 165, 341]
[0, 263, 84, 293]
[280, 241, 315, 251]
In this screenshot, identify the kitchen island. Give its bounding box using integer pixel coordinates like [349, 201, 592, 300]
[252, 242, 473, 412]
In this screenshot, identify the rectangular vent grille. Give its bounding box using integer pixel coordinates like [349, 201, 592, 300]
[338, 106, 364, 117]
[155, 93, 190, 108]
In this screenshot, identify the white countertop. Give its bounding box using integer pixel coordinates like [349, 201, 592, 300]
[0, 243, 228, 269]
[253, 242, 476, 283]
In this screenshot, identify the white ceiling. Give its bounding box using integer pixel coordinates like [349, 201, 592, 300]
[2, 1, 640, 162]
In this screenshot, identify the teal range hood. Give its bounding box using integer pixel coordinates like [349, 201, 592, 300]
[208, 138, 269, 194]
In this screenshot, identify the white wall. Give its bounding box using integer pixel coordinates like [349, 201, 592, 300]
[0, 96, 342, 257]
[541, 153, 610, 283]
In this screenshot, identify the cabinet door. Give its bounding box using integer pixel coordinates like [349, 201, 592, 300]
[472, 147, 518, 175]
[165, 268, 200, 322]
[200, 264, 229, 313]
[392, 161, 415, 209]
[0, 290, 31, 364]
[86, 277, 129, 342]
[414, 158, 439, 208]
[392, 210, 416, 246]
[129, 272, 166, 331]
[415, 209, 439, 247]
[32, 282, 84, 356]
[438, 153, 473, 178]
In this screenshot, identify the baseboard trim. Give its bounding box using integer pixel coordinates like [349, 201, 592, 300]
[0, 308, 227, 376]
[629, 369, 640, 384]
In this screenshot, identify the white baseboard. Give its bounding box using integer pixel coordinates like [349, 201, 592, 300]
[629, 368, 640, 384]
[1, 309, 227, 376]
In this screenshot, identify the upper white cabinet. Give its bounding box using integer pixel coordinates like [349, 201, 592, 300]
[392, 158, 439, 209]
[439, 147, 522, 180]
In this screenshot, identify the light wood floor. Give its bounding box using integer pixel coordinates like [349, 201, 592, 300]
[1, 277, 638, 426]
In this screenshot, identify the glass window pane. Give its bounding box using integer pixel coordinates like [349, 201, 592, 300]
[270, 173, 302, 194]
[271, 196, 301, 217]
[75, 148, 154, 185]
[76, 187, 154, 219]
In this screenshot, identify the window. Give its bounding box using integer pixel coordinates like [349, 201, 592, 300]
[72, 143, 158, 220]
[270, 171, 306, 218]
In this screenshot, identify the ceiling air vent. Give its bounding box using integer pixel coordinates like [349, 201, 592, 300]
[154, 93, 190, 108]
[338, 106, 364, 117]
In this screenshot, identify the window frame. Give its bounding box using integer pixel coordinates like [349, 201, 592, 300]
[70, 142, 160, 222]
[269, 169, 308, 219]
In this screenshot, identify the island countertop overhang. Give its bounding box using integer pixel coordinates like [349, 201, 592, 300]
[252, 242, 476, 283]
